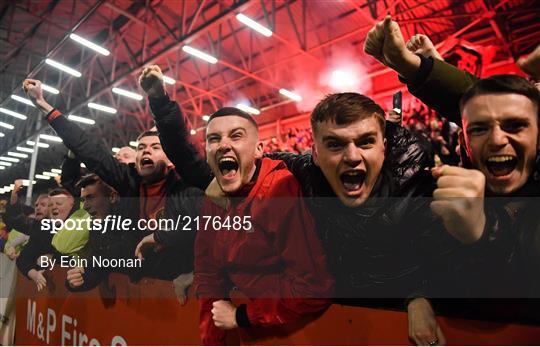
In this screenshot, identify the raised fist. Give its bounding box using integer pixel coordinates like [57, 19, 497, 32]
[139, 65, 166, 98]
[406, 34, 443, 61]
[517, 44, 540, 80]
[67, 267, 85, 288]
[13, 179, 24, 193]
[364, 16, 421, 81]
[430, 165, 486, 244]
[22, 79, 53, 114]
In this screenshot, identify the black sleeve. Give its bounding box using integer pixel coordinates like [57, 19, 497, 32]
[264, 152, 312, 181]
[264, 152, 318, 198]
[154, 187, 203, 248]
[148, 96, 213, 190]
[60, 153, 82, 198]
[4, 201, 37, 235]
[16, 231, 54, 278]
[401, 56, 478, 126]
[48, 114, 138, 195]
[385, 124, 434, 194]
[65, 266, 106, 292]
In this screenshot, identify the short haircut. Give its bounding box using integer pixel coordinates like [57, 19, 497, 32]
[208, 107, 258, 130]
[137, 130, 159, 141]
[311, 93, 386, 136]
[48, 187, 73, 198]
[36, 193, 49, 201]
[460, 74, 540, 117]
[77, 173, 115, 195]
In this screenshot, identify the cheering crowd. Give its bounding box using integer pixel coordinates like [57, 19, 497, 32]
[1, 16, 540, 346]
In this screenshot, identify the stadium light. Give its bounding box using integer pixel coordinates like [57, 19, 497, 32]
[51, 168, 62, 174]
[16, 146, 34, 153]
[10, 95, 35, 107]
[35, 174, 51, 180]
[27, 140, 49, 148]
[202, 115, 210, 121]
[236, 103, 260, 115]
[0, 161, 12, 166]
[88, 102, 117, 114]
[112, 87, 143, 101]
[45, 58, 82, 77]
[0, 121, 14, 130]
[68, 115, 95, 125]
[163, 76, 176, 85]
[129, 141, 138, 147]
[43, 172, 58, 177]
[39, 134, 63, 142]
[236, 14, 273, 37]
[112, 147, 120, 153]
[0, 132, 4, 137]
[8, 151, 28, 159]
[0, 156, 19, 163]
[182, 45, 218, 64]
[190, 129, 197, 135]
[279, 88, 302, 102]
[69, 33, 110, 56]
[0, 107, 27, 120]
[41, 84, 60, 94]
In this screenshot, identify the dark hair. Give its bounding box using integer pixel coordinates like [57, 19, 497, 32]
[460, 74, 540, 116]
[311, 93, 386, 135]
[76, 173, 101, 189]
[76, 173, 115, 195]
[36, 193, 49, 200]
[48, 187, 73, 198]
[137, 130, 159, 141]
[208, 107, 258, 130]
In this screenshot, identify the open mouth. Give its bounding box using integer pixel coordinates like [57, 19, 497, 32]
[218, 157, 239, 179]
[140, 157, 154, 168]
[485, 155, 517, 177]
[340, 170, 366, 192]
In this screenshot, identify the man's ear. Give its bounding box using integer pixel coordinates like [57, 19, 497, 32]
[312, 144, 320, 167]
[255, 141, 264, 158]
[108, 191, 118, 204]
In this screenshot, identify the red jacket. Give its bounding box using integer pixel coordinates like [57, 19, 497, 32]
[194, 158, 334, 345]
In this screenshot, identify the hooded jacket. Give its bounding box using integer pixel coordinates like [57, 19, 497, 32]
[194, 158, 333, 345]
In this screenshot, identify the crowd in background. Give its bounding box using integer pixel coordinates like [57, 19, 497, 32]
[1, 15, 540, 346]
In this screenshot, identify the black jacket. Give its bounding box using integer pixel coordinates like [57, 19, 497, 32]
[4, 201, 56, 277]
[149, 96, 456, 307]
[47, 113, 202, 280]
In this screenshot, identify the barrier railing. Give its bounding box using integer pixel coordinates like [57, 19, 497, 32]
[15, 269, 540, 345]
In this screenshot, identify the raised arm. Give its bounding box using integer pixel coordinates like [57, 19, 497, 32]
[364, 16, 477, 126]
[138, 65, 213, 190]
[59, 151, 82, 197]
[3, 180, 37, 234]
[23, 79, 137, 195]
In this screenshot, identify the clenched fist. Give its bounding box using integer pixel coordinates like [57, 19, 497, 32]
[406, 34, 443, 61]
[364, 16, 421, 81]
[67, 267, 85, 288]
[22, 79, 54, 114]
[430, 165, 486, 244]
[211, 300, 238, 330]
[139, 65, 166, 98]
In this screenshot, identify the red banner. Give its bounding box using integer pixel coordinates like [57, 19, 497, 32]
[15, 269, 540, 345]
